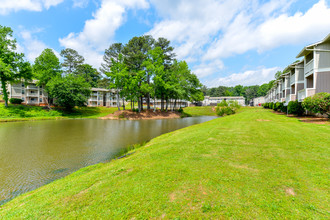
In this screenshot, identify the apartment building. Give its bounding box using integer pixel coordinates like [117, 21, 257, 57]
[202, 96, 245, 106]
[88, 88, 124, 107]
[252, 96, 265, 106]
[8, 80, 47, 105]
[266, 33, 330, 104]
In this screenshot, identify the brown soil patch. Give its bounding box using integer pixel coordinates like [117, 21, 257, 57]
[285, 187, 296, 196]
[100, 109, 182, 120]
[272, 111, 329, 125]
[256, 119, 270, 122]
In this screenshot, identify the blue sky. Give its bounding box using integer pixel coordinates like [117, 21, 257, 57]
[1, 0, 330, 87]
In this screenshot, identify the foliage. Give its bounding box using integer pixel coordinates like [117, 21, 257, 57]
[0, 25, 32, 107]
[302, 92, 330, 118]
[60, 48, 84, 74]
[75, 64, 100, 87]
[33, 48, 62, 106]
[288, 100, 304, 116]
[2, 108, 329, 219]
[215, 100, 240, 116]
[9, 98, 22, 104]
[47, 75, 91, 110]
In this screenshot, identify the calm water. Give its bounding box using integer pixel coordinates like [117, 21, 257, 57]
[0, 117, 215, 205]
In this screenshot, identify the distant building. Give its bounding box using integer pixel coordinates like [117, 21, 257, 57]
[202, 96, 245, 106]
[252, 97, 265, 106]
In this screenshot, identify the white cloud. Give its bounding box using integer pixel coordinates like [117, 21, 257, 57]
[72, 0, 89, 8]
[0, 0, 64, 15]
[59, 0, 149, 67]
[193, 60, 224, 78]
[19, 28, 60, 62]
[204, 0, 330, 60]
[205, 67, 280, 87]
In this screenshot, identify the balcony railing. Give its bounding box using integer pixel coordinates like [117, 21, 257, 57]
[290, 74, 295, 85]
[298, 89, 306, 102]
[290, 94, 296, 101]
[26, 93, 39, 97]
[26, 85, 39, 90]
[305, 59, 314, 76]
[306, 88, 316, 97]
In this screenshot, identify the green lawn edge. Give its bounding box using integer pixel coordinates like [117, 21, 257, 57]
[0, 108, 329, 218]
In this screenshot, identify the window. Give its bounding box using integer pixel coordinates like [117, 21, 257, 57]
[40, 91, 42, 95]
[22, 90, 25, 94]
[39, 98, 42, 102]
[22, 83, 24, 87]
[31, 98, 35, 101]
[22, 97, 24, 101]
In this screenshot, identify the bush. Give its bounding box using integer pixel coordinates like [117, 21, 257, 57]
[215, 100, 240, 116]
[274, 102, 281, 111]
[280, 102, 287, 113]
[302, 92, 330, 118]
[177, 108, 183, 113]
[288, 101, 304, 116]
[9, 98, 23, 104]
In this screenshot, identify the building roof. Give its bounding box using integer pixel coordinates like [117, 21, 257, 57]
[296, 33, 330, 58]
[204, 96, 245, 100]
[283, 60, 304, 72]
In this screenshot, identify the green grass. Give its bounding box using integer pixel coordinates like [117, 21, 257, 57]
[0, 103, 117, 122]
[1, 108, 329, 218]
[183, 106, 217, 116]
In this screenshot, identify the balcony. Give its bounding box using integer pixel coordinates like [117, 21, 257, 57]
[306, 88, 316, 97]
[290, 94, 296, 101]
[26, 85, 38, 90]
[298, 89, 306, 102]
[290, 74, 295, 85]
[26, 93, 39, 97]
[305, 59, 314, 76]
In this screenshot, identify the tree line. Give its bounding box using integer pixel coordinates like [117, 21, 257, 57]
[0, 25, 204, 111]
[202, 81, 274, 104]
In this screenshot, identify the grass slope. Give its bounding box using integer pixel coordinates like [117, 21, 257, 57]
[183, 106, 217, 116]
[0, 108, 329, 218]
[0, 103, 117, 122]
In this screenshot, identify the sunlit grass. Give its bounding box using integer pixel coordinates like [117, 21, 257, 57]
[1, 108, 329, 218]
[183, 106, 217, 116]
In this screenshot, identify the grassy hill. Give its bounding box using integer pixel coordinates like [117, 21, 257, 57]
[0, 108, 329, 218]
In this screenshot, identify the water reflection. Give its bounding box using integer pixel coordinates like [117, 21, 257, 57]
[0, 116, 216, 205]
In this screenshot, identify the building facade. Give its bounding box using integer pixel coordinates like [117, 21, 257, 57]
[266, 33, 330, 104]
[202, 96, 245, 106]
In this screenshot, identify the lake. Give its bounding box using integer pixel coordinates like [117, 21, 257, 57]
[0, 116, 216, 205]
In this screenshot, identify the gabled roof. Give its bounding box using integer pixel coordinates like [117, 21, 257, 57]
[296, 33, 330, 58]
[283, 60, 304, 72]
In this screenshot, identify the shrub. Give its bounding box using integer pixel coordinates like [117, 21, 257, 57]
[288, 101, 304, 116]
[302, 92, 330, 118]
[9, 98, 23, 104]
[274, 102, 281, 111]
[280, 102, 287, 113]
[177, 108, 183, 113]
[215, 100, 240, 116]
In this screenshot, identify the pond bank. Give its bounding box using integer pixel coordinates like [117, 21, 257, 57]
[1, 108, 329, 218]
[100, 109, 185, 120]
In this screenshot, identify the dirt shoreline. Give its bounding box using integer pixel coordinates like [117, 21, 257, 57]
[99, 109, 183, 120]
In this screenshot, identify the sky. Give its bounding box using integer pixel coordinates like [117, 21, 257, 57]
[1, 0, 330, 88]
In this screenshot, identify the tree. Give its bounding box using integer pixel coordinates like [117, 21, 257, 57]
[47, 74, 91, 110]
[33, 48, 62, 107]
[257, 83, 270, 97]
[100, 43, 126, 110]
[233, 85, 244, 96]
[60, 48, 84, 74]
[123, 35, 155, 111]
[274, 71, 282, 80]
[75, 64, 100, 87]
[0, 25, 32, 107]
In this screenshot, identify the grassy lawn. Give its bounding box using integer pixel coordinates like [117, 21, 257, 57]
[1, 108, 329, 218]
[183, 106, 217, 116]
[0, 103, 117, 122]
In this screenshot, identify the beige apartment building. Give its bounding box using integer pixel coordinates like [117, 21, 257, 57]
[265, 33, 330, 104]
